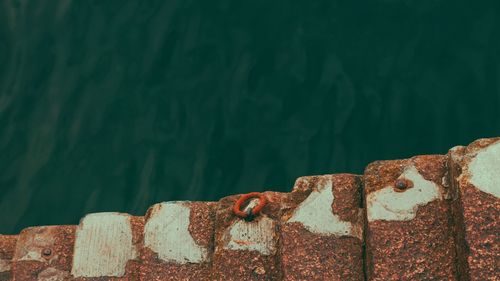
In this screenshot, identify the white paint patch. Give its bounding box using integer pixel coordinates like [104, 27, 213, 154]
[367, 166, 444, 222]
[287, 178, 360, 238]
[0, 259, 10, 273]
[71, 213, 136, 278]
[468, 141, 500, 198]
[224, 216, 276, 255]
[144, 202, 208, 264]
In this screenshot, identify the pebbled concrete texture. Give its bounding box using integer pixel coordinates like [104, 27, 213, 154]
[212, 191, 285, 281]
[450, 138, 500, 281]
[366, 165, 446, 222]
[281, 174, 364, 281]
[0, 137, 498, 280]
[0, 235, 16, 281]
[364, 155, 457, 281]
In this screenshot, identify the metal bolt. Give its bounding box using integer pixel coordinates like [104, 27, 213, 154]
[42, 248, 52, 257]
[394, 178, 413, 192]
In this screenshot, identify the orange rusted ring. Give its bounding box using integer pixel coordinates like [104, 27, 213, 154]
[233, 192, 267, 219]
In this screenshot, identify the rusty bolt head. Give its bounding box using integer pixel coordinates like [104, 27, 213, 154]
[394, 178, 413, 192]
[42, 248, 52, 257]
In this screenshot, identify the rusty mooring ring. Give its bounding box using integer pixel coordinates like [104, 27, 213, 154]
[233, 192, 267, 220]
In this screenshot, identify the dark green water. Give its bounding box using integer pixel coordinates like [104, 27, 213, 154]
[1, 1, 499, 234]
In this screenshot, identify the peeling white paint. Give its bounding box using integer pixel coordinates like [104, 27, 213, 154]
[37, 267, 69, 281]
[468, 141, 500, 198]
[287, 178, 360, 238]
[14, 227, 57, 263]
[18, 250, 45, 262]
[71, 213, 136, 278]
[0, 259, 10, 273]
[224, 216, 276, 255]
[144, 202, 208, 264]
[367, 166, 444, 222]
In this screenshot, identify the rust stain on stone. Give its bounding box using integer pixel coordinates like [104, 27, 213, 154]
[212, 192, 284, 281]
[0, 137, 498, 281]
[332, 174, 363, 222]
[281, 174, 364, 281]
[450, 137, 500, 281]
[0, 235, 16, 281]
[364, 155, 458, 281]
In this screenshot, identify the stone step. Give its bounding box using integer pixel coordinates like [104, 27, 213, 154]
[1, 137, 498, 280]
[140, 201, 215, 281]
[280, 174, 364, 280]
[364, 155, 457, 280]
[70, 213, 143, 280]
[12, 225, 75, 281]
[212, 191, 285, 281]
[448, 138, 500, 281]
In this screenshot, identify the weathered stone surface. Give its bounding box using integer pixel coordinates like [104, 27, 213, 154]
[71, 213, 144, 280]
[1, 137, 499, 280]
[212, 192, 286, 281]
[449, 138, 500, 281]
[364, 155, 458, 281]
[139, 201, 215, 281]
[280, 174, 364, 281]
[0, 235, 16, 281]
[12, 225, 75, 281]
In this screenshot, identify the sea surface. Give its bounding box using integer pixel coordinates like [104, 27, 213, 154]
[1, 1, 499, 233]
